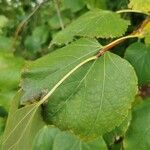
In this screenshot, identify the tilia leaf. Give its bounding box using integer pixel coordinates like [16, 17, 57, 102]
[42, 51, 137, 139]
[51, 9, 130, 45]
[21, 38, 102, 104]
[33, 126, 107, 150]
[128, 0, 150, 13]
[21, 38, 137, 139]
[124, 42, 150, 85]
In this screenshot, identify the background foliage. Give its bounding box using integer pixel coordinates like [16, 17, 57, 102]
[0, 0, 150, 149]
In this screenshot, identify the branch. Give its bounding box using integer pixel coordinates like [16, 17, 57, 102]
[13, 1, 47, 47]
[117, 9, 150, 16]
[96, 19, 150, 57]
[96, 35, 139, 57]
[53, 0, 64, 30]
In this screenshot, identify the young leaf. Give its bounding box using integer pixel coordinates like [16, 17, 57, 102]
[128, 0, 150, 13]
[33, 126, 107, 150]
[21, 38, 102, 104]
[124, 99, 150, 150]
[124, 42, 150, 85]
[51, 9, 130, 45]
[43, 51, 137, 139]
[1, 91, 45, 150]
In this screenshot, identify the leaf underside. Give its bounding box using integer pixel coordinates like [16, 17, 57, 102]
[1, 92, 45, 150]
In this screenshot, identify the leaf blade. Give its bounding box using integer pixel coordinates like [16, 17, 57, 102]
[43, 52, 138, 139]
[51, 9, 130, 45]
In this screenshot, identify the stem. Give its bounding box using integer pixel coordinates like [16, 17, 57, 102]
[38, 56, 97, 106]
[13, 1, 47, 47]
[53, 0, 64, 30]
[117, 9, 150, 16]
[96, 34, 140, 57]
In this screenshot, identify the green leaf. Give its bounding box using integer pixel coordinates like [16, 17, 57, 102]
[0, 117, 6, 137]
[33, 126, 107, 150]
[128, 0, 150, 13]
[43, 51, 137, 139]
[48, 12, 70, 30]
[0, 53, 24, 91]
[62, 0, 86, 12]
[0, 36, 13, 52]
[85, 0, 107, 10]
[0, 15, 8, 29]
[1, 92, 45, 150]
[104, 111, 131, 146]
[142, 21, 150, 45]
[124, 42, 150, 85]
[24, 25, 49, 52]
[21, 38, 102, 104]
[0, 91, 17, 111]
[124, 99, 150, 150]
[0, 53, 25, 110]
[51, 9, 130, 45]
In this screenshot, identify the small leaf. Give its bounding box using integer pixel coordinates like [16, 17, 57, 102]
[0, 36, 13, 52]
[0, 52, 25, 110]
[62, 0, 86, 12]
[33, 126, 107, 150]
[0, 53, 24, 91]
[124, 42, 150, 85]
[0, 15, 8, 29]
[51, 9, 130, 45]
[43, 52, 137, 139]
[124, 99, 150, 150]
[85, 0, 107, 10]
[24, 25, 49, 52]
[21, 38, 102, 104]
[1, 91, 45, 150]
[128, 0, 150, 13]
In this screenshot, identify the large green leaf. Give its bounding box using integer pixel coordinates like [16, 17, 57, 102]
[124, 42, 150, 85]
[43, 51, 137, 139]
[128, 0, 150, 13]
[51, 9, 130, 45]
[21, 38, 102, 104]
[1, 92, 45, 150]
[33, 126, 107, 150]
[124, 99, 150, 150]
